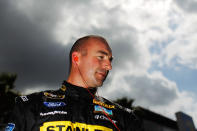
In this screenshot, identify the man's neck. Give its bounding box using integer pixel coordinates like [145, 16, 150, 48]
[67, 75, 87, 88]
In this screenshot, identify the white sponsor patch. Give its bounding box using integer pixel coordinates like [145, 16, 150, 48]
[20, 96, 28, 101]
[94, 115, 117, 124]
[40, 111, 67, 116]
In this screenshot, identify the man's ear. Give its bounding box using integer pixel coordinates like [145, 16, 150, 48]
[72, 52, 80, 65]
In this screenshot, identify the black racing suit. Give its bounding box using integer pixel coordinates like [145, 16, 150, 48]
[6, 81, 142, 131]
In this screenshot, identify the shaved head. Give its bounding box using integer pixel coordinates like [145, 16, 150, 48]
[69, 35, 110, 72]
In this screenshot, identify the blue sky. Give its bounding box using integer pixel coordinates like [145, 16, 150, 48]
[149, 60, 197, 93]
[149, 40, 197, 93]
[162, 66, 197, 93]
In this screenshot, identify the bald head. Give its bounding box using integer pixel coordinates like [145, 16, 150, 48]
[69, 35, 111, 72]
[67, 35, 112, 88]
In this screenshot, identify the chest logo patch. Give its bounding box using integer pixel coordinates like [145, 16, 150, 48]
[43, 102, 66, 108]
[40, 121, 112, 131]
[5, 123, 15, 131]
[44, 92, 65, 99]
[94, 105, 113, 116]
[93, 99, 115, 109]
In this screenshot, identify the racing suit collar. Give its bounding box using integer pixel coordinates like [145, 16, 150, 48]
[61, 81, 97, 100]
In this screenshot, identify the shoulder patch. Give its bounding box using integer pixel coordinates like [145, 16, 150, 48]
[96, 96, 132, 113]
[20, 96, 29, 102]
[94, 105, 113, 116]
[93, 99, 115, 109]
[15, 91, 43, 104]
[5, 123, 15, 131]
[15, 96, 29, 103]
[44, 92, 65, 99]
[113, 102, 132, 113]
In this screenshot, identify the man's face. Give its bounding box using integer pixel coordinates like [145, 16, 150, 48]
[78, 39, 113, 88]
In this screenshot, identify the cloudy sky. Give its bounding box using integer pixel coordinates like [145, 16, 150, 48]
[1, 0, 197, 125]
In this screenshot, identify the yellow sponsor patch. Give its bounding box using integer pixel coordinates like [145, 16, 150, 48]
[44, 92, 65, 99]
[40, 121, 112, 131]
[93, 99, 115, 109]
[60, 85, 67, 91]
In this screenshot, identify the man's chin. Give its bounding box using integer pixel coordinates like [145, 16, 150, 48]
[96, 80, 104, 87]
[94, 76, 106, 87]
[97, 83, 103, 87]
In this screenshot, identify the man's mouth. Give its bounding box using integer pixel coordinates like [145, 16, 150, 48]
[98, 72, 106, 77]
[96, 70, 107, 79]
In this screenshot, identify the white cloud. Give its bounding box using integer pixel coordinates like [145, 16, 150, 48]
[154, 12, 197, 69]
[174, 0, 197, 13]
[100, 69, 197, 125]
[100, 70, 178, 106]
[22, 85, 50, 95]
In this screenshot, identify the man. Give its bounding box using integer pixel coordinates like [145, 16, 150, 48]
[6, 35, 142, 131]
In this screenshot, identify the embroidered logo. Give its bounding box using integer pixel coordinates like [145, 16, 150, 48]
[44, 92, 65, 99]
[40, 111, 67, 116]
[20, 96, 28, 102]
[5, 123, 15, 131]
[93, 99, 115, 109]
[44, 102, 66, 108]
[94, 105, 113, 116]
[40, 121, 112, 131]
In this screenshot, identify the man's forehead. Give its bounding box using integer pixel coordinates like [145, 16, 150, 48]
[86, 38, 112, 53]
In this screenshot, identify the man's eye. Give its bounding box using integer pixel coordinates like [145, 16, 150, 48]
[98, 56, 104, 60]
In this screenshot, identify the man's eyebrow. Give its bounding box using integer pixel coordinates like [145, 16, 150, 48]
[97, 50, 109, 55]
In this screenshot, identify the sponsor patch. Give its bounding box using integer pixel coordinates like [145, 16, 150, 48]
[60, 84, 67, 91]
[94, 105, 113, 116]
[40, 111, 67, 116]
[95, 114, 117, 124]
[44, 92, 65, 99]
[40, 121, 112, 131]
[43, 102, 66, 108]
[93, 99, 115, 109]
[20, 96, 28, 102]
[5, 123, 15, 131]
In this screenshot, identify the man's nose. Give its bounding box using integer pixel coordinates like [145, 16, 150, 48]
[104, 60, 112, 70]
